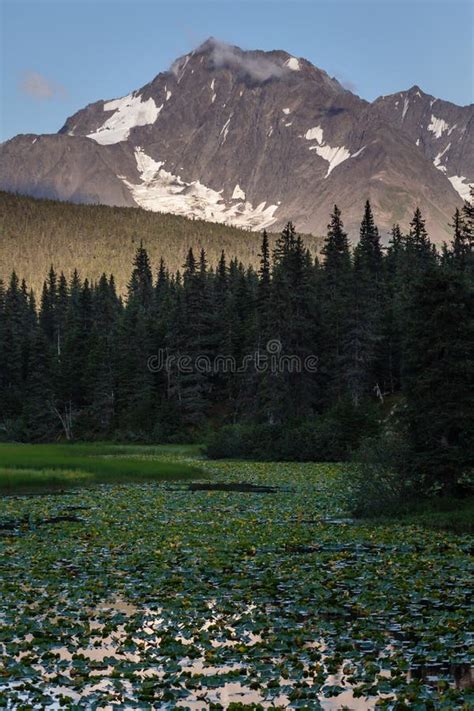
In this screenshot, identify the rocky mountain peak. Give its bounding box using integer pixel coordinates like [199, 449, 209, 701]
[166, 38, 344, 94]
[1, 41, 472, 243]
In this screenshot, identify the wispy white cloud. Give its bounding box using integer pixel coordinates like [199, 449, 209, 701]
[170, 38, 290, 84]
[341, 78, 358, 94]
[207, 39, 288, 83]
[19, 71, 67, 100]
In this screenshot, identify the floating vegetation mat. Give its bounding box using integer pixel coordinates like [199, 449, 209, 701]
[0, 457, 472, 709]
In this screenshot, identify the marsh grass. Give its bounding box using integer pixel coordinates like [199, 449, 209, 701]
[385, 496, 474, 534]
[0, 443, 203, 492]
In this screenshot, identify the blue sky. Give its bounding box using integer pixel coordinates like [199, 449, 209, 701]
[1, 0, 472, 142]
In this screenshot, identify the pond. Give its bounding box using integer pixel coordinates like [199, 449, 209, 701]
[0, 455, 472, 708]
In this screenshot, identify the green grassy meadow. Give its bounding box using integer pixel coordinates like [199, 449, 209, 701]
[0, 442, 203, 492]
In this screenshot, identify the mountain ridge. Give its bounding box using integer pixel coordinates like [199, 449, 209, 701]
[1, 38, 472, 243]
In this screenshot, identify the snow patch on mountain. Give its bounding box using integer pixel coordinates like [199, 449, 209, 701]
[433, 143, 451, 173]
[88, 94, 161, 145]
[304, 125, 351, 176]
[286, 57, 301, 71]
[428, 115, 449, 139]
[172, 54, 191, 84]
[134, 148, 164, 180]
[402, 97, 409, 120]
[448, 175, 473, 202]
[121, 148, 278, 229]
[311, 144, 351, 177]
[305, 126, 324, 143]
[282, 108, 291, 115]
[232, 184, 246, 200]
[220, 115, 232, 143]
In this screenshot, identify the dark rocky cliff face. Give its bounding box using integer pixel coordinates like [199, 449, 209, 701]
[1, 39, 471, 243]
[374, 86, 473, 202]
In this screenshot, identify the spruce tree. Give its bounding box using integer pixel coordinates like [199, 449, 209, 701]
[402, 266, 474, 491]
[348, 200, 386, 405]
[40, 266, 59, 347]
[406, 207, 435, 266]
[383, 225, 405, 393]
[128, 241, 154, 309]
[115, 245, 156, 435]
[257, 230, 271, 342]
[450, 206, 473, 271]
[320, 206, 353, 403]
[461, 186, 474, 241]
[23, 329, 58, 441]
[2, 272, 29, 423]
[84, 274, 120, 435]
[178, 248, 215, 425]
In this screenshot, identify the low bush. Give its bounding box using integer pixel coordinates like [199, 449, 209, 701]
[206, 400, 380, 461]
[347, 430, 418, 516]
[349, 424, 474, 518]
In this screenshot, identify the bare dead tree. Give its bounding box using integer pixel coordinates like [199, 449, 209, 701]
[49, 400, 74, 440]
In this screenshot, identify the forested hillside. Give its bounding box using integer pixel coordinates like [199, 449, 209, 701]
[1, 196, 472, 509]
[0, 191, 323, 295]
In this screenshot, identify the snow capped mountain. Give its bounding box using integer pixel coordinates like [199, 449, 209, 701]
[1, 38, 472, 243]
[374, 86, 474, 202]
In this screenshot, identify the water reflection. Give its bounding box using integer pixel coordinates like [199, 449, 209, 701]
[4, 596, 472, 709]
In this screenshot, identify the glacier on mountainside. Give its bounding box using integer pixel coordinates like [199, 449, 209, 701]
[120, 148, 279, 229]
